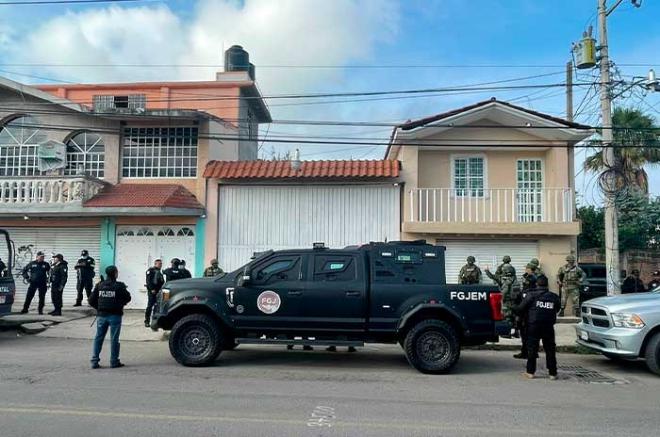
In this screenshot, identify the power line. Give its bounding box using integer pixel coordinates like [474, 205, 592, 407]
[0, 0, 153, 5]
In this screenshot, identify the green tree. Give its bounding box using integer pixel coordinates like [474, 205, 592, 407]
[584, 107, 660, 193]
[577, 205, 604, 250]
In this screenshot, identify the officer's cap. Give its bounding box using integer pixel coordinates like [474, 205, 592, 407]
[81, 249, 88, 256]
[36, 251, 45, 257]
[53, 253, 63, 260]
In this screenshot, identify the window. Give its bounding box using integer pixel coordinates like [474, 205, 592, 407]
[313, 255, 356, 282]
[121, 127, 198, 178]
[64, 132, 105, 178]
[93, 94, 146, 112]
[517, 159, 543, 222]
[253, 257, 301, 285]
[0, 116, 45, 176]
[157, 228, 175, 236]
[453, 156, 485, 197]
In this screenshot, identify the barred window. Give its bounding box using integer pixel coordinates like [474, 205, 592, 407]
[0, 116, 45, 176]
[121, 127, 198, 178]
[453, 156, 485, 197]
[64, 132, 105, 178]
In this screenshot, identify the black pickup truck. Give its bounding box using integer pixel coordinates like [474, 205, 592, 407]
[151, 241, 509, 374]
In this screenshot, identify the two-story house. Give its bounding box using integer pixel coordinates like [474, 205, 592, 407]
[0, 45, 270, 308]
[387, 98, 592, 288]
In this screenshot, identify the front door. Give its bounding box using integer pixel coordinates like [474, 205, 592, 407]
[517, 159, 544, 222]
[232, 254, 305, 331]
[299, 253, 366, 334]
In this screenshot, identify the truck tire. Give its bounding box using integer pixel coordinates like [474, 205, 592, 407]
[644, 332, 660, 376]
[404, 319, 460, 374]
[169, 314, 222, 366]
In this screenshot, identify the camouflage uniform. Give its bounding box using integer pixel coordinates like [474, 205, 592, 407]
[203, 259, 224, 277]
[459, 256, 482, 284]
[485, 256, 517, 325]
[557, 255, 585, 316]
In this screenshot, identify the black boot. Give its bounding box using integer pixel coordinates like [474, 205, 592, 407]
[20, 308, 28, 314]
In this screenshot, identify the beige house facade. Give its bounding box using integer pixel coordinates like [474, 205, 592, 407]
[387, 99, 593, 289]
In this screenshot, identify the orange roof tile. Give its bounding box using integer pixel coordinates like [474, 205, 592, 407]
[204, 160, 400, 180]
[84, 184, 203, 209]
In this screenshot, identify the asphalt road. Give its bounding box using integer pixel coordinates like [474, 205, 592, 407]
[1, 332, 659, 437]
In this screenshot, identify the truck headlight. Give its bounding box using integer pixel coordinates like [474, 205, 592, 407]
[611, 313, 645, 329]
[161, 288, 171, 302]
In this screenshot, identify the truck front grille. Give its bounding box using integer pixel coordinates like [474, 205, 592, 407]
[581, 304, 610, 328]
[592, 319, 610, 328]
[591, 308, 607, 316]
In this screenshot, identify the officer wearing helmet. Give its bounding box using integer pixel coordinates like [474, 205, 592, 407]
[163, 258, 186, 282]
[459, 256, 482, 284]
[557, 254, 585, 316]
[485, 256, 517, 335]
[529, 258, 544, 277]
[74, 249, 96, 306]
[204, 259, 224, 277]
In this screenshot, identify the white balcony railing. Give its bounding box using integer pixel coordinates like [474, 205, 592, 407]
[0, 176, 105, 206]
[408, 188, 574, 224]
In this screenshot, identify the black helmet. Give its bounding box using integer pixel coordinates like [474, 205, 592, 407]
[467, 256, 476, 263]
[53, 253, 64, 261]
[171, 258, 181, 266]
[36, 251, 45, 257]
[502, 255, 511, 263]
[81, 249, 89, 256]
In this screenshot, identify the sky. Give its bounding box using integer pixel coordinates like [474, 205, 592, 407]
[0, 0, 658, 202]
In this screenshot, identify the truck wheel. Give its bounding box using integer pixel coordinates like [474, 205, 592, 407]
[169, 314, 222, 366]
[404, 319, 460, 374]
[644, 332, 660, 376]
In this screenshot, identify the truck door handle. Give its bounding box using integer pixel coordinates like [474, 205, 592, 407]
[345, 291, 361, 297]
[288, 290, 302, 296]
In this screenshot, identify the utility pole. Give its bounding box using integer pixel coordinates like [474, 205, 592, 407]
[566, 61, 573, 122]
[598, 0, 620, 295]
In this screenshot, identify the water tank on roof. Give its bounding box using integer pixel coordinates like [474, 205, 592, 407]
[225, 45, 250, 74]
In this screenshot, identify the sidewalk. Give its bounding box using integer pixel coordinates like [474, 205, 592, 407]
[36, 310, 165, 342]
[0, 308, 94, 333]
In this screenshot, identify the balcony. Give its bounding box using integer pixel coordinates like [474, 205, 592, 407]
[0, 176, 106, 215]
[405, 188, 580, 236]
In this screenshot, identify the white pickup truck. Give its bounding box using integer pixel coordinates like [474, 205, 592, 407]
[576, 286, 660, 376]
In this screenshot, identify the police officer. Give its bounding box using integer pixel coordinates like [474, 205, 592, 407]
[622, 269, 646, 294]
[21, 251, 51, 314]
[557, 255, 585, 316]
[179, 259, 192, 279]
[49, 254, 68, 316]
[163, 258, 185, 282]
[145, 259, 165, 328]
[513, 263, 538, 359]
[89, 265, 131, 369]
[74, 249, 95, 307]
[514, 274, 560, 380]
[459, 256, 482, 284]
[204, 259, 224, 277]
[649, 271, 660, 291]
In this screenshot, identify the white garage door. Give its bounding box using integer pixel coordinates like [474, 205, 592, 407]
[7, 226, 100, 307]
[115, 225, 196, 309]
[438, 240, 539, 284]
[218, 184, 400, 271]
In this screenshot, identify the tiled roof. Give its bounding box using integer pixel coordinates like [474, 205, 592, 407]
[398, 98, 592, 131]
[84, 184, 203, 209]
[204, 160, 400, 179]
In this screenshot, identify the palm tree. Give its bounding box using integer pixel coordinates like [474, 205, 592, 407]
[584, 107, 660, 193]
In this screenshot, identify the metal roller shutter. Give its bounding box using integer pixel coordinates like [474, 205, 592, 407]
[218, 184, 400, 272]
[6, 226, 101, 308]
[438, 240, 539, 284]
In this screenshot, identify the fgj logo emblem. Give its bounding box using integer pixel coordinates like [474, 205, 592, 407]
[257, 291, 281, 314]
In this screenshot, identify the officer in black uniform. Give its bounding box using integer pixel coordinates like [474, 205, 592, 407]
[0, 257, 7, 278]
[179, 259, 192, 279]
[49, 254, 68, 316]
[74, 249, 95, 306]
[21, 251, 51, 314]
[145, 259, 165, 327]
[514, 274, 561, 380]
[513, 265, 537, 359]
[163, 258, 185, 282]
[89, 265, 131, 369]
